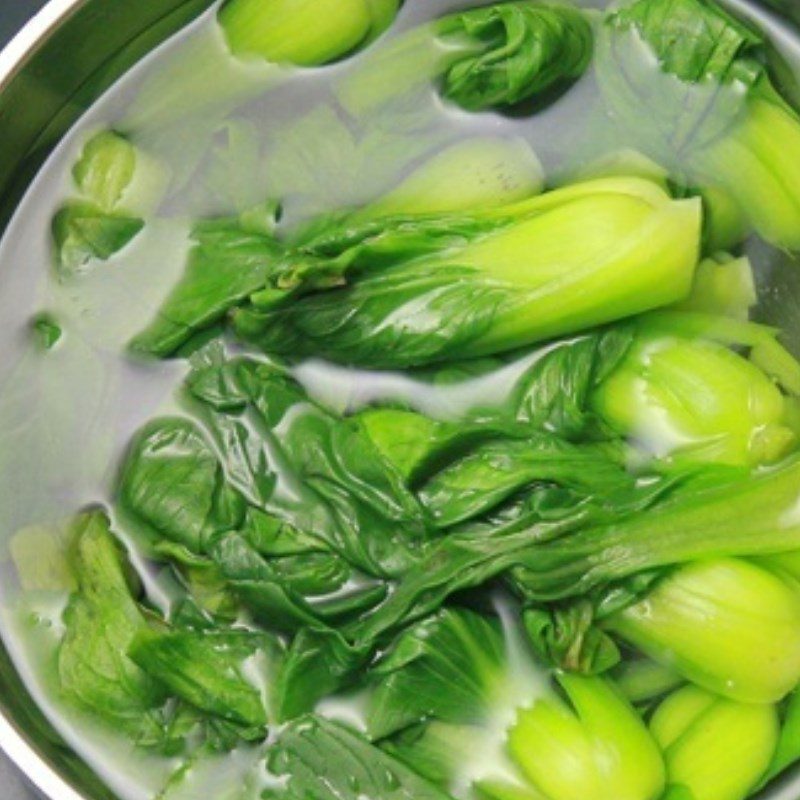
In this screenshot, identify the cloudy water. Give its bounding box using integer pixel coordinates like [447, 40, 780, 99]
[0, 0, 798, 798]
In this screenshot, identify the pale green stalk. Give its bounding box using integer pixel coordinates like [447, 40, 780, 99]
[606, 558, 800, 703]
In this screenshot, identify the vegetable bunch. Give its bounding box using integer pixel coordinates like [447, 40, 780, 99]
[25, 1, 800, 799]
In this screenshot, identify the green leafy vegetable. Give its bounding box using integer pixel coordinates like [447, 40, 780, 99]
[72, 131, 169, 215]
[130, 213, 283, 357]
[612, 658, 684, 705]
[597, 0, 800, 250]
[350, 136, 544, 221]
[339, 1, 594, 115]
[120, 417, 248, 554]
[417, 436, 633, 528]
[57, 512, 165, 733]
[263, 715, 454, 800]
[494, 673, 665, 800]
[124, 0, 401, 135]
[673, 254, 756, 320]
[53, 202, 144, 277]
[592, 323, 797, 467]
[605, 558, 800, 703]
[506, 326, 636, 440]
[52, 131, 171, 277]
[219, 0, 400, 66]
[129, 628, 278, 729]
[234, 176, 702, 368]
[511, 456, 800, 602]
[523, 601, 621, 675]
[650, 685, 779, 800]
[367, 608, 508, 740]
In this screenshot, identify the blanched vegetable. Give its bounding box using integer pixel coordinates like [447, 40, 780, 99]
[498, 674, 665, 800]
[368, 607, 662, 800]
[132, 136, 544, 357]
[24, 0, 800, 796]
[233, 177, 702, 367]
[72, 131, 169, 216]
[673, 254, 756, 321]
[592, 326, 797, 467]
[264, 715, 453, 800]
[57, 512, 165, 733]
[597, 0, 800, 250]
[129, 628, 277, 729]
[125, 0, 402, 134]
[651, 685, 779, 800]
[130, 212, 284, 357]
[510, 455, 800, 602]
[606, 559, 800, 703]
[53, 132, 168, 277]
[366, 607, 510, 741]
[219, 0, 399, 66]
[53, 202, 144, 278]
[339, 1, 594, 115]
[351, 136, 545, 221]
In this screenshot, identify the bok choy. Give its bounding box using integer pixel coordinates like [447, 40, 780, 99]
[123, 0, 402, 134]
[605, 558, 800, 703]
[15, 0, 800, 797]
[233, 176, 702, 368]
[53, 131, 168, 277]
[338, 1, 594, 115]
[597, 0, 800, 250]
[651, 685, 779, 800]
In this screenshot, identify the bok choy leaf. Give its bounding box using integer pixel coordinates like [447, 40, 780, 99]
[597, 0, 800, 250]
[233, 177, 701, 368]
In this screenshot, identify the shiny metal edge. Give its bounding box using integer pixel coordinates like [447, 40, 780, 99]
[0, 712, 84, 800]
[0, 5, 101, 797]
[0, 0, 86, 92]
[0, 2, 797, 800]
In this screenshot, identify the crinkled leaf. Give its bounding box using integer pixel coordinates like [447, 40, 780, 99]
[129, 628, 279, 728]
[523, 601, 621, 675]
[264, 715, 454, 800]
[130, 214, 283, 357]
[418, 436, 634, 528]
[367, 608, 506, 739]
[440, 2, 594, 111]
[119, 417, 248, 554]
[58, 512, 165, 732]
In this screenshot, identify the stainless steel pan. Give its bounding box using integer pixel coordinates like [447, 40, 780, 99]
[0, 1, 799, 798]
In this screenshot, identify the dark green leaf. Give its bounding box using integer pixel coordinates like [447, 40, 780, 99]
[263, 716, 454, 800]
[417, 436, 634, 528]
[190, 358, 431, 576]
[511, 456, 800, 601]
[233, 261, 514, 369]
[367, 608, 506, 739]
[58, 512, 165, 732]
[130, 215, 284, 357]
[508, 327, 635, 439]
[440, 2, 594, 111]
[272, 629, 363, 723]
[119, 417, 247, 554]
[208, 532, 335, 632]
[355, 407, 508, 485]
[129, 628, 279, 728]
